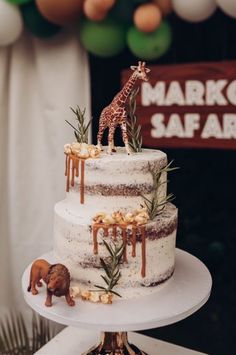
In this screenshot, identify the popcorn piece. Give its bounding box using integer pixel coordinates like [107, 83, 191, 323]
[80, 289, 113, 304]
[138, 211, 149, 219]
[78, 143, 90, 159]
[70, 286, 81, 298]
[89, 146, 101, 158]
[134, 213, 149, 225]
[93, 212, 107, 224]
[87, 144, 94, 152]
[71, 142, 81, 155]
[96, 144, 102, 152]
[65, 142, 101, 159]
[89, 292, 101, 303]
[102, 215, 115, 225]
[93, 207, 149, 227]
[112, 211, 124, 224]
[81, 290, 91, 301]
[100, 292, 113, 304]
[87, 144, 101, 158]
[64, 143, 72, 154]
[123, 212, 135, 223]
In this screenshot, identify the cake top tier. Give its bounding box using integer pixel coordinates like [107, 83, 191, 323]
[64, 147, 168, 220]
[85, 147, 167, 172]
[65, 146, 167, 190]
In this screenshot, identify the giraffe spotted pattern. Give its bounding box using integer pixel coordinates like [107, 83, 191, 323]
[97, 61, 150, 155]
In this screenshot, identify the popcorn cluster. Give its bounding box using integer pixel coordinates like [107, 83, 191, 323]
[64, 142, 101, 159]
[93, 206, 150, 226]
[70, 286, 113, 304]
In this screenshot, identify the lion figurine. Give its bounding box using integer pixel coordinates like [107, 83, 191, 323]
[27, 259, 75, 307]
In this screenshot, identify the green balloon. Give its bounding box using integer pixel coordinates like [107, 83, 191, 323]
[6, 0, 32, 4]
[21, 3, 61, 39]
[127, 21, 172, 61]
[79, 17, 127, 58]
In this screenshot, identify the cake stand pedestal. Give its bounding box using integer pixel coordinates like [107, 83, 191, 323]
[22, 249, 212, 355]
[84, 331, 147, 354]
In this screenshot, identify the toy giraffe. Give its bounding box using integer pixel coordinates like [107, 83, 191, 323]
[97, 61, 150, 155]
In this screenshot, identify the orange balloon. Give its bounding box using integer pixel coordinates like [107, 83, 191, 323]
[91, 0, 115, 11]
[153, 0, 173, 16]
[83, 0, 107, 21]
[36, 0, 83, 26]
[134, 4, 162, 33]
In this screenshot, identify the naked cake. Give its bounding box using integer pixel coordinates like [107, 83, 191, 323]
[53, 62, 178, 301]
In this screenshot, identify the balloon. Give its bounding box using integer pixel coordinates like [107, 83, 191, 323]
[172, 0, 216, 22]
[127, 21, 172, 60]
[217, 0, 236, 18]
[0, 0, 23, 46]
[36, 0, 83, 25]
[153, 0, 173, 16]
[134, 4, 162, 33]
[21, 2, 61, 38]
[79, 17, 126, 57]
[83, 0, 107, 21]
[6, 0, 32, 4]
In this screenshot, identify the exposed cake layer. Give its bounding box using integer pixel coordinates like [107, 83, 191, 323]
[53, 202, 177, 297]
[66, 147, 167, 216]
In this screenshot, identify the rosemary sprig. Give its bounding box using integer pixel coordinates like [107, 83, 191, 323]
[142, 161, 179, 220]
[65, 106, 92, 144]
[126, 87, 142, 152]
[93, 240, 124, 298]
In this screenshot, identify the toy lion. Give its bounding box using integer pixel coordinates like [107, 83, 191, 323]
[27, 259, 75, 307]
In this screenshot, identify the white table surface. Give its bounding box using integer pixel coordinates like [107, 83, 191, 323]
[34, 326, 208, 355]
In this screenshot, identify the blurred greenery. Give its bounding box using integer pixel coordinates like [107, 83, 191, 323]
[0, 312, 57, 354]
[89, 9, 236, 355]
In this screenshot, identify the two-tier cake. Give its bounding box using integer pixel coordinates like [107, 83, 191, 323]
[53, 61, 178, 301]
[53, 146, 177, 299]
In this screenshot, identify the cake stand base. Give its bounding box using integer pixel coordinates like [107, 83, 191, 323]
[83, 332, 147, 355]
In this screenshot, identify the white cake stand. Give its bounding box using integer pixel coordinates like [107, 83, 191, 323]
[22, 249, 212, 355]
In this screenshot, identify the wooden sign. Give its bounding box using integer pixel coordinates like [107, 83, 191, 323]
[122, 61, 236, 149]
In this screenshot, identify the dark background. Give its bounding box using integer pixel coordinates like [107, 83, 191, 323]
[89, 9, 236, 355]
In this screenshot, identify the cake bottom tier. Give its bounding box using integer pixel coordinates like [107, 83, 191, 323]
[53, 202, 178, 298]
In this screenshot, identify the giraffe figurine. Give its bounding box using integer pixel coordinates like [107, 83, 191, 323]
[97, 61, 150, 155]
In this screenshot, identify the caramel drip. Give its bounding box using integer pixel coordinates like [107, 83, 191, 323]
[65, 154, 68, 176]
[80, 159, 85, 204]
[104, 227, 109, 237]
[141, 227, 146, 278]
[113, 226, 117, 241]
[93, 227, 99, 255]
[132, 227, 137, 257]
[121, 227, 128, 263]
[91, 223, 147, 278]
[66, 157, 71, 192]
[65, 154, 85, 203]
[75, 159, 79, 177]
[71, 158, 75, 187]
